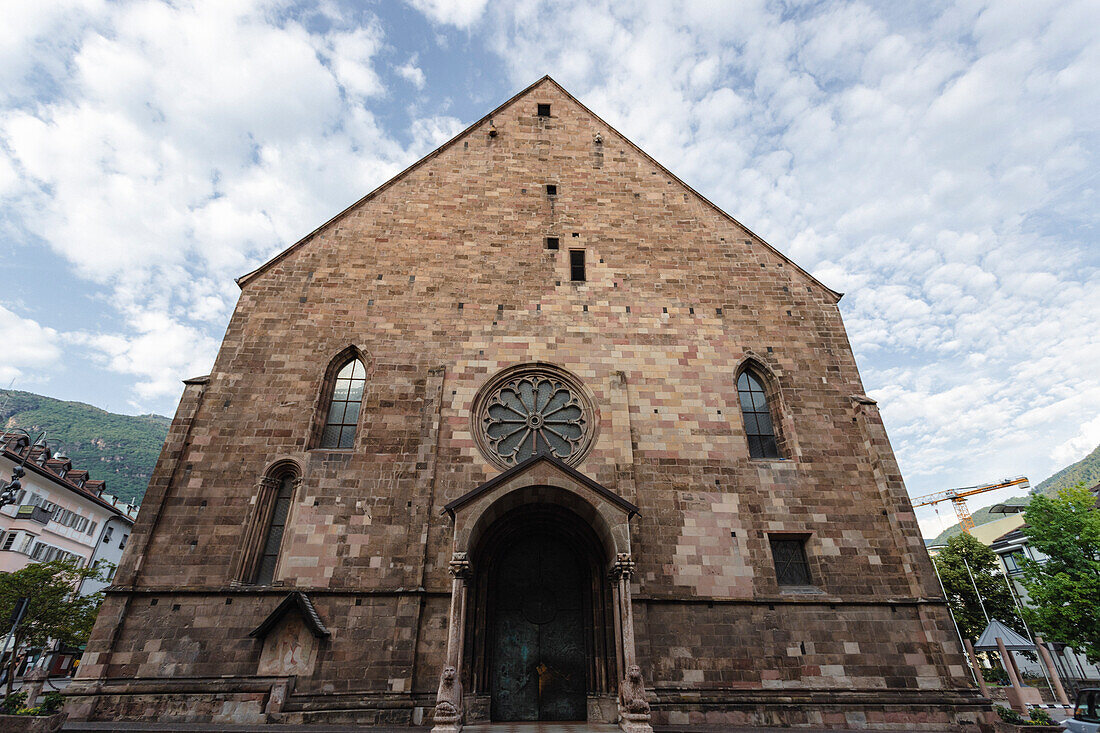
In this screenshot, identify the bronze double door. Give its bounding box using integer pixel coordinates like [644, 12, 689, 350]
[489, 532, 587, 721]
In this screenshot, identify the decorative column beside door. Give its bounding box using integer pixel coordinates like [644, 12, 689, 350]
[612, 554, 653, 733]
[432, 553, 471, 733]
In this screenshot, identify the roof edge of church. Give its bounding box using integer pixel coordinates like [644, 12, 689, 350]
[235, 75, 556, 289]
[235, 75, 841, 302]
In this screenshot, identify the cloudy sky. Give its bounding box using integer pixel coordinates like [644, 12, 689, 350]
[1, 0, 1097, 535]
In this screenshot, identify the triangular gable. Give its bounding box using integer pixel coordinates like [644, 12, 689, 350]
[235, 76, 839, 301]
[250, 592, 330, 640]
[444, 453, 639, 520]
[973, 619, 1033, 651]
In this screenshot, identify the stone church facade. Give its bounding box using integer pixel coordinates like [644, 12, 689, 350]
[66, 78, 992, 730]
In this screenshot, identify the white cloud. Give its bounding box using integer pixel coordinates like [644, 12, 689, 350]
[397, 57, 427, 89]
[405, 0, 488, 29]
[1052, 414, 1100, 468]
[1, 0, 1097, 514]
[0, 305, 63, 386]
[477, 0, 1100, 501]
[71, 311, 220, 401]
[0, 0, 461, 411]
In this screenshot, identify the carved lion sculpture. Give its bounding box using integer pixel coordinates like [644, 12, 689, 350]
[621, 664, 650, 714]
[434, 665, 461, 722]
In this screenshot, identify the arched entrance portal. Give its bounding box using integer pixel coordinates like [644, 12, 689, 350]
[471, 505, 615, 721]
[431, 455, 652, 733]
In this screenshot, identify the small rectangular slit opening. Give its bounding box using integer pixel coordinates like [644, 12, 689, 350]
[546, 237, 559, 250]
[570, 250, 586, 282]
[537, 103, 551, 117]
[546, 184, 557, 196]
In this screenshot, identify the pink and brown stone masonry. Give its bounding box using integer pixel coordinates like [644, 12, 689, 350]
[65, 77, 994, 730]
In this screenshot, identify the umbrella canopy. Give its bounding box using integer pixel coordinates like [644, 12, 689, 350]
[973, 619, 1034, 651]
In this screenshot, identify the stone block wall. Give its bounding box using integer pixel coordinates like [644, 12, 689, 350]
[68, 77, 988, 729]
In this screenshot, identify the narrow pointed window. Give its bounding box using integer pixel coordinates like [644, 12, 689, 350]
[738, 369, 781, 459]
[254, 474, 296, 585]
[320, 360, 366, 449]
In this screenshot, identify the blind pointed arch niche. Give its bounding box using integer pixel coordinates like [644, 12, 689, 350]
[472, 364, 598, 469]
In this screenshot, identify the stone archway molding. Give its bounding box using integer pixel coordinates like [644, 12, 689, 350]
[446, 453, 637, 561]
[432, 454, 652, 733]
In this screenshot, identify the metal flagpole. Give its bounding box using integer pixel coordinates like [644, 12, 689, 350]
[961, 557, 989, 624]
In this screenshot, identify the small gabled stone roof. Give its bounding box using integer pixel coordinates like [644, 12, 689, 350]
[250, 592, 330, 640]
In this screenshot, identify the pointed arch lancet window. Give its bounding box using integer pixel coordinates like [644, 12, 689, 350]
[255, 475, 296, 585]
[738, 369, 781, 459]
[320, 360, 366, 449]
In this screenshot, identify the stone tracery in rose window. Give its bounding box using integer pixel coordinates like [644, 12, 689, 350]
[474, 366, 596, 468]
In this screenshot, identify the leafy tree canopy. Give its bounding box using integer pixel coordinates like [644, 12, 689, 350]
[0, 559, 108, 693]
[1020, 485, 1100, 664]
[933, 531, 1022, 640]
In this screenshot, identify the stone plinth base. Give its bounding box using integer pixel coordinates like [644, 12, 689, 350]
[621, 711, 654, 733]
[1005, 686, 1042, 714]
[650, 687, 996, 731]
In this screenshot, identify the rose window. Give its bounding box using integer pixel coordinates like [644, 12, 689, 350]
[474, 366, 596, 468]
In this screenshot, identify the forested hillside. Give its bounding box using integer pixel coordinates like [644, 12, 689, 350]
[1033, 442, 1100, 496]
[927, 440, 1100, 543]
[0, 389, 169, 505]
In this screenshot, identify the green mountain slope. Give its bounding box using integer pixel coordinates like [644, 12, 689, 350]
[927, 440, 1100, 544]
[1033, 442, 1100, 496]
[0, 389, 169, 505]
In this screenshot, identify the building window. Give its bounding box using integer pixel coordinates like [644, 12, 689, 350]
[1002, 550, 1025, 574]
[537, 103, 551, 117]
[119, 534, 128, 550]
[87, 521, 97, 537]
[737, 369, 781, 459]
[103, 526, 114, 544]
[770, 537, 812, 586]
[255, 475, 296, 585]
[319, 359, 366, 449]
[570, 250, 586, 281]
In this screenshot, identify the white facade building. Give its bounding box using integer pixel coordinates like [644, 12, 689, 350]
[0, 432, 137, 587]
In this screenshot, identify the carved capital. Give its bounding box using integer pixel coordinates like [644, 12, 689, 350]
[611, 553, 635, 580]
[448, 552, 472, 579]
[258, 476, 281, 492]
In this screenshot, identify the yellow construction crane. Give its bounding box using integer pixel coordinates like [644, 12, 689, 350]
[912, 476, 1030, 533]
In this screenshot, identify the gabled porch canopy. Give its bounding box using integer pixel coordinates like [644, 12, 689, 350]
[444, 453, 639, 564]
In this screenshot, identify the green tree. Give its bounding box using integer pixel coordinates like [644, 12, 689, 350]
[0, 559, 107, 694]
[1020, 485, 1100, 663]
[933, 532, 1021, 640]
